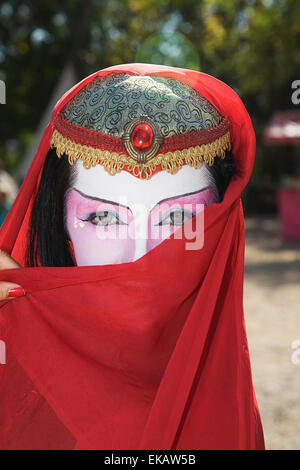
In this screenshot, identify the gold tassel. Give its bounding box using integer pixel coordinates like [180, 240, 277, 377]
[50, 129, 231, 180]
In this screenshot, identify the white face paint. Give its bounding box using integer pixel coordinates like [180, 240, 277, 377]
[65, 162, 219, 266]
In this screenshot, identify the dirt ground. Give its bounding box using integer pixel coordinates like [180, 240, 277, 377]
[244, 217, 300, 450]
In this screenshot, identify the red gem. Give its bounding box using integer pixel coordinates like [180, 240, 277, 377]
[131, 123, 154, 152]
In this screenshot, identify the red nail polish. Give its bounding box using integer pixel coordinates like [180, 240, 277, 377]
[7, 287, 25, 298]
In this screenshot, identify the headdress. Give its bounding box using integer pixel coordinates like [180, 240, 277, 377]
[50, 74, 231, 179]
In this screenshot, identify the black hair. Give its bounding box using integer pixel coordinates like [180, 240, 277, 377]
[208, 150, 235, 202]
[26, 149, 76, 267]
[26, 148, 235, 267]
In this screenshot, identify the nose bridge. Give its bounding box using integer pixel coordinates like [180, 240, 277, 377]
[132, 203, 150, 261]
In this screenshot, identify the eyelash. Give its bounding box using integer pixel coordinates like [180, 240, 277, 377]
[157, 208, 196, 226]
[80, 211, 126, 225]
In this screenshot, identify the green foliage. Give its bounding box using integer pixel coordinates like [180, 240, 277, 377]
[0, 0, 299, 211]
[135, 31, 200, 70]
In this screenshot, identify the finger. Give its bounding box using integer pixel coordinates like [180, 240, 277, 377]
[0, 282, 26, 301]
[0, 250, 21, 269]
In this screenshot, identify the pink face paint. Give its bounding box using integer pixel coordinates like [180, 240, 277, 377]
[66, 187, 218, 265]
[147, 187, 217, 252]
[65, 158, 220, 266]
[65, 189, 135, 266]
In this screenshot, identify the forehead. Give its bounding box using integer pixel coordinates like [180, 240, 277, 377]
[72, 162, 215, 207]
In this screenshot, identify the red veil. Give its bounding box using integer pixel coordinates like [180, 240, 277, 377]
[0, 64, 264, 450]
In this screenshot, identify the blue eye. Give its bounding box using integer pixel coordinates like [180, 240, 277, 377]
[157, 209, 196, 226]
[81, 211, 127, 226]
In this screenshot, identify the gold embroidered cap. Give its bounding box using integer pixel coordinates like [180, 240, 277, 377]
[51, 73, 231, 180]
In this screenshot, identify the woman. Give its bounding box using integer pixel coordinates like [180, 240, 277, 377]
[0, 63, 264, 449]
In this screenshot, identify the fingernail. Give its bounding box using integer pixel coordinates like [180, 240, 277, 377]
[7, 287, 26, 298]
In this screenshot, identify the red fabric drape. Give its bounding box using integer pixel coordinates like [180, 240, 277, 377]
[0, 64, 264, 450]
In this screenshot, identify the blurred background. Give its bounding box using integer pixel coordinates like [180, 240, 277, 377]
[0, 0, 299, 449]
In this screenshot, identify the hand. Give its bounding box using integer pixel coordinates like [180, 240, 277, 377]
[0, 250, 25, 300]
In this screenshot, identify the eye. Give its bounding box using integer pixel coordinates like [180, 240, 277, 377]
[81, 211, 126, 226]
[157, 209, 195, 226]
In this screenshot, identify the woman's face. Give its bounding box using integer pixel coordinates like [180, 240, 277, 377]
[65, 163, 219, 266]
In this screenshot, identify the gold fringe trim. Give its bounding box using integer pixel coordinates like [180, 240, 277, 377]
[50, 129, 231, 180]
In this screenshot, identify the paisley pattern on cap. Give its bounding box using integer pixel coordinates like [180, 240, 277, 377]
[62, 73, 222, 138]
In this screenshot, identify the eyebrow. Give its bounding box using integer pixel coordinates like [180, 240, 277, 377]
[152, 187, 211, 209]
[72, 188, 131, 211]
[72, 186, 211, 211]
